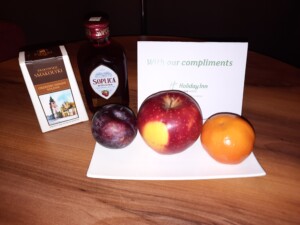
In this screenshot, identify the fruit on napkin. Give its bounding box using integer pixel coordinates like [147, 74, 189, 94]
[92, 104, 137, 149]
[137, 90, 203, 154]
[201, 113, 255, 164]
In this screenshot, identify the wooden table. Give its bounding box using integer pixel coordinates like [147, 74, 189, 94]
[0, 36, 299, 225]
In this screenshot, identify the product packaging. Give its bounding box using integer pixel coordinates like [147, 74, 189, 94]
[19, 45, 89, 132]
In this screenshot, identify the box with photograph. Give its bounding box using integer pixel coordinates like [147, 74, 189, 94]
[19, 45, 88, 132]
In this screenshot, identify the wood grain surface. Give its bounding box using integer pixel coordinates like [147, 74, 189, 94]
[0, 36, 299, 225]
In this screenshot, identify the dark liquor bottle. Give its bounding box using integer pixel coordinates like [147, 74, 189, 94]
[77, 15, 129, 113]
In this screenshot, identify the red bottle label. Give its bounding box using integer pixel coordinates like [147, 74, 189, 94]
[89, 65, 119, 99]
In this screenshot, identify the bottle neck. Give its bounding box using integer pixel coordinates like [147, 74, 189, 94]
[84, 16, 111, 47]
[89, 37, 111, 48]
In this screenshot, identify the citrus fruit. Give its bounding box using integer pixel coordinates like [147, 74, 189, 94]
[200, 113, 255, 164]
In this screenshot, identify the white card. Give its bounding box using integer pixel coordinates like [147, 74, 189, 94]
[137, 41, 248, 119]
[87, 41, 266, 180]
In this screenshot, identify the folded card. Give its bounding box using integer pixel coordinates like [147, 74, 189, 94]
[137, 41, 248, 119]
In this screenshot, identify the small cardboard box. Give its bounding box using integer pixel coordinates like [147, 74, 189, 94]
[19, 45, 89, 132]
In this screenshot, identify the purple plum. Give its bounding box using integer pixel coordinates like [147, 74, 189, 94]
[92, 104, 137, 149]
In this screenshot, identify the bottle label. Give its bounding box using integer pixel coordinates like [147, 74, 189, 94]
[89, 65, 119, 99]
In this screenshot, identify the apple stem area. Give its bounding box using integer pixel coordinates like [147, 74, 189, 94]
[163, 96, 182, 109]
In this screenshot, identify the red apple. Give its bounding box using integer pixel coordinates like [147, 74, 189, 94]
[137, 90, 203, 154]
[92, 104, 137, 149]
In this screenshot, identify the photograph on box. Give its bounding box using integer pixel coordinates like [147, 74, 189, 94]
[39, 89, 79, 126]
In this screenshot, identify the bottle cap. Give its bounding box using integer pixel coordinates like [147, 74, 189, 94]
[85, 16, 110, 40]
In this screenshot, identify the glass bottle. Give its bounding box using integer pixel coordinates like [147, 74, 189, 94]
[77, 15, 129, 113]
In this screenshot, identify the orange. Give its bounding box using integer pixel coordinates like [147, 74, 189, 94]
[200, 113, 255, 164]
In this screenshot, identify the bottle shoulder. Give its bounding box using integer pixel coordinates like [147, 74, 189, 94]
[78, 40, 125, 58]
[77, 39, 127, 77]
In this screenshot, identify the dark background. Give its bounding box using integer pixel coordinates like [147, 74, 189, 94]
[1, 0, 299, 67]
